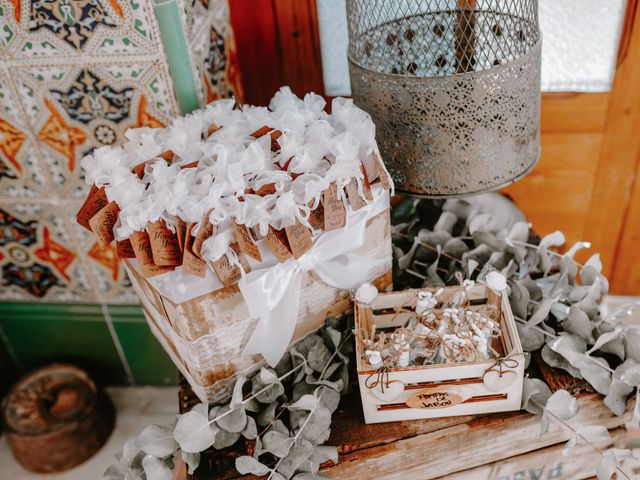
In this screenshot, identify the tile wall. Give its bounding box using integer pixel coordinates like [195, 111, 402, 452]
[0, 0, 242, 390]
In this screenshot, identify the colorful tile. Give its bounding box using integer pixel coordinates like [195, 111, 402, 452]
[0, 0, 240, 302]
[109, 304, 177, 385]
[0, 302, 128, 385]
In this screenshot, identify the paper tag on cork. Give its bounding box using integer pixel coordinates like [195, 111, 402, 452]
[180, 161, 199, 169]
[89, 201, 120, 247]
[234, 222, 262, 262]
[147, 220, 182, 266]
[192, 213, 214, 260]
[116, 239, 136, 259]
[285, 220, 313, 259]
[250, 125, 273, 138]
[255, 183, 277, 196]
[323, 182, 346, 231]
[132, 162, 146, 179]
[308, 202, 324, 230]
[182, 224, 206, 277]
[206, 123, 220, 137]
[361, 163, 374, 201]
[263, 227, 292, 263]
[160, 150, 175, 162]
[371, 151, 392, 190]
[173, 217, 187, 252]
[211, 253, 241, 287]
[130, 230, 174, 277]
[270, 130, 282, 151]
[345, 178, 367, 211]
[77, 186, 109, 230]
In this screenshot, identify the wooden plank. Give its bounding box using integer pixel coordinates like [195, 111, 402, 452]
[540, 93, 609, 134]
[502, 132, 602, 247]
[584, 3, 640, 281]
[447, 427, 626, 480]
[611, 147, 640, 294]
[228, 0, 281, 105]
[272, 0, 325, 98]
[321, 394, 631, 479]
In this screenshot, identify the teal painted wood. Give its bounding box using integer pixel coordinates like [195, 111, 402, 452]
[154, 0, 200, 114]
[0, 302, 177, 386]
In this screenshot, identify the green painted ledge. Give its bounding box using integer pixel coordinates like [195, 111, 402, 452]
[0, 302, 176, 387]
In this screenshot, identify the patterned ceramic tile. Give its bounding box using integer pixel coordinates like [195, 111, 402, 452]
[0, 0, 240, 302]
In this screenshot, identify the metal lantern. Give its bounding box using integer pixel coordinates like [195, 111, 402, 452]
[347, 0, 541, 197]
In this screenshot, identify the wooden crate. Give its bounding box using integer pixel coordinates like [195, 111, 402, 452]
[125, 208, 392, 403]
[354, 284, 524, 423]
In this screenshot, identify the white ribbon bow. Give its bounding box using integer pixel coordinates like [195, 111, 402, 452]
[239, 190, 389, 366]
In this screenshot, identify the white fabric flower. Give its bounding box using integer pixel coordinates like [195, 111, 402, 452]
[355, 283, 378, 304]
[485, 271, 507, 292]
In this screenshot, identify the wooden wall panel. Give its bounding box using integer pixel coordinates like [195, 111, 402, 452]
[502, 132, 602, 244]
[229, 0, 324, 106]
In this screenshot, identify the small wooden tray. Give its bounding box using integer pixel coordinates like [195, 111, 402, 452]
[354, 284, 525, 423]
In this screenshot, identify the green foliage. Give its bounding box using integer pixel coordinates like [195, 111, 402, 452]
[107, 197, 640, 480]
[105, 316, 352, 480]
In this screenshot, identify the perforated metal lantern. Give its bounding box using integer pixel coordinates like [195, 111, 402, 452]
[348, 0, 541, 197]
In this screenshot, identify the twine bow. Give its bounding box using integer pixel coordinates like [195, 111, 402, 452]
[364, 366, 392, 392]
[485, 353, 522, 376]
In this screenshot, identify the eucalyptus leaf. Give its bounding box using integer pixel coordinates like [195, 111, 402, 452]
[235, 455, 271, 476]
[578, 357, 612, 395]
[316, 386, 341, 413]
[174, 404, 216, 453]
[297, 406, 332, 444]
[257, 401, 278, 426]
[517, 322, 545, 352]
[141, 455, 172, 480]
[310, 445, 338, 465]
[562, 305, 593, 342]
[230, 376, 246, 408]
[550, 302, 570, 321]
[541, 344, 582, 379]
[213, 428, 240, 449]
[276, 440, 315, 479]
[509, 283, 530, 319]
[308, 340, 331, 372]
[118, 437, 145, 470]
[522, 377, 552, 415]
[596, 448, 633, 480]
[604, 379, 633, 416]
[324, 327, 341, 351]
[289, 394, 319, 411]
[181, 451, 200, 475]
[263, 430, 294, 457]
[433, 211, 457, 233]
[136, 424, 179, 458]
[564, 425, 610, 454]
[252, 369, 285, 403]
[587, 328, 623, 355]
[242, 416, 258, 440]
[565, 241, 591, 259]
[103, 464, 130, 480]
[624, 326, 640, 362]
[528, 298, 555, 326]
[540, 231, 565, 248]
[215, 405, 247, 433]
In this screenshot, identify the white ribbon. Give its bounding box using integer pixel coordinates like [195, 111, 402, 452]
[239, 189, 389, 366]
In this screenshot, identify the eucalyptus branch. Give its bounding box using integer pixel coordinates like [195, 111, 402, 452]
[513, 316, 616, 374]
[530, 399, 632, 480]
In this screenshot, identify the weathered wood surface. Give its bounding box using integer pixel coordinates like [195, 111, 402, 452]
[180, 372, 633, 480]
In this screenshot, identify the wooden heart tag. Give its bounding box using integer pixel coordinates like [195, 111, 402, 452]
[406, 385, 474, 410]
